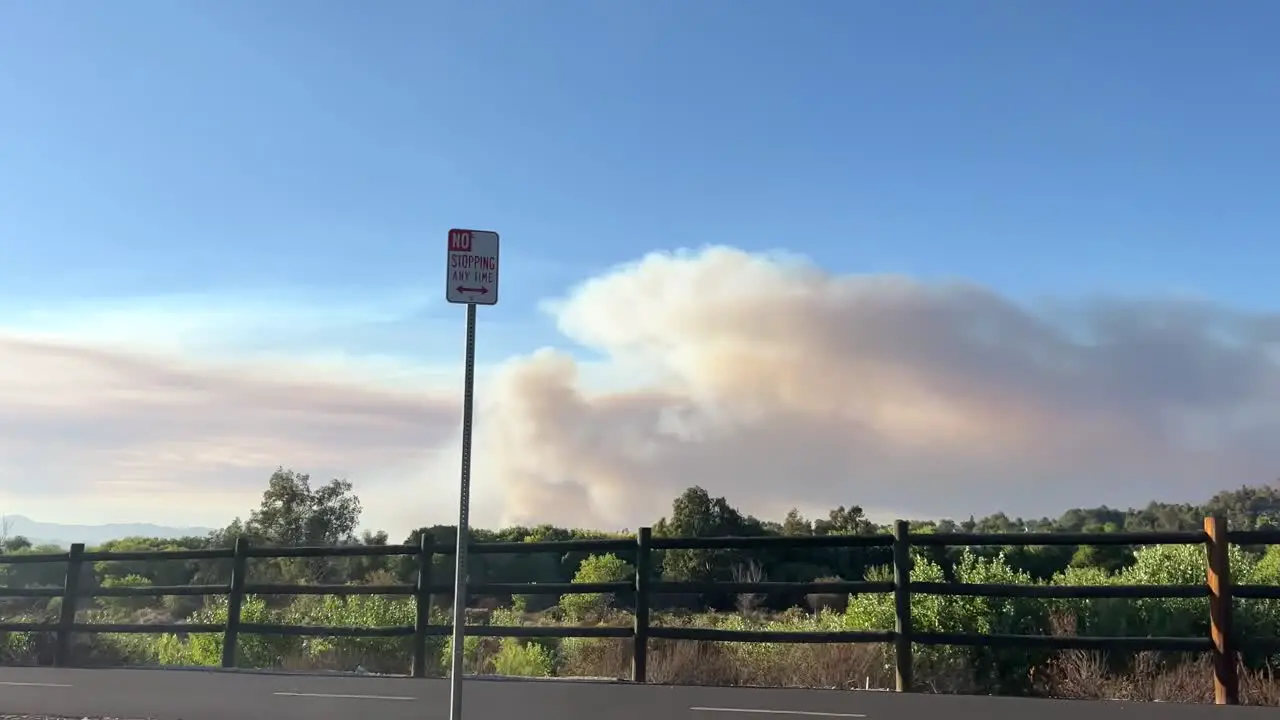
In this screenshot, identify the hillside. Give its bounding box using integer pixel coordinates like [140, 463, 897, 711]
[0, 514, 212, 548]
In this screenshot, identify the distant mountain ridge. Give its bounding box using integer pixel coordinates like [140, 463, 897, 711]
[0, 515, 214, 548]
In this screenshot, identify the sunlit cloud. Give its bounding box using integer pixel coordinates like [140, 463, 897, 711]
[476, 247, 1280, 531]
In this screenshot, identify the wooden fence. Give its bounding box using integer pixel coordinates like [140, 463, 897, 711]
[2, 517, 1278, 705]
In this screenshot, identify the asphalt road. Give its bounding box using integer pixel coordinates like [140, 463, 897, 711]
[0, 666, 1274, 720]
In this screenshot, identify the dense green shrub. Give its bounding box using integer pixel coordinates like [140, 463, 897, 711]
[559, 553, 634, 621]
[492, 638, 554, 677]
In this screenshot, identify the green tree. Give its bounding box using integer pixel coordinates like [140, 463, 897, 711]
[653, 486, 760, 582]
[243, 468, 363, 583]
[247, 468, 362, 546]
[813, 505, 873, 535]
[559, 553, 633, 621]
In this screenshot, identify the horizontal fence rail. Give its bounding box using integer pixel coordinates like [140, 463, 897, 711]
[0, 518, 1277, 704]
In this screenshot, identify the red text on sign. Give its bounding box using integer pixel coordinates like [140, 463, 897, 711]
[449, 230, 472, 252]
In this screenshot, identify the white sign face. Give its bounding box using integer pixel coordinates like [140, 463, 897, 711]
[446, 229, 500, 305]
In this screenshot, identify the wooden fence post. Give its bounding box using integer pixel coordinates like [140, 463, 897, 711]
[53, 543, 84, 667]
[412, 532, 435, 678]
[221, 536, 249, 669]
[892, 520, 913, 693]
[632, 526, 652, 683]
[1204, 515, 1239, 705]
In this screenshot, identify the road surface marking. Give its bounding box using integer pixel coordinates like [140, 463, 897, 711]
[0, 681, 73, 688]
[274, 691, 416, 701]
[690, 709, 866, 718]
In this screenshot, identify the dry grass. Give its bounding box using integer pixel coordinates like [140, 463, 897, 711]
[1017, 610, 1280, 704]
[646, 641, 879, 689]
[626, 640, 1280, 705]
[550, 638, 894, 690]
[1037, 650, 1214, 703]
[1033, 649, 1280, 705]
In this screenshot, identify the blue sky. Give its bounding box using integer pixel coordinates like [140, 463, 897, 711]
[4, 2, 1278, 322]
[1, 2, 1279, 534]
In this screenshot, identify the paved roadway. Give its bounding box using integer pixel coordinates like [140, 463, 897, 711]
[0, 666, 1274, 719]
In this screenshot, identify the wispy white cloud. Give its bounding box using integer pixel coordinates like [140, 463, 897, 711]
[0, 285, 440, 353]
[0, 332, 461, 529]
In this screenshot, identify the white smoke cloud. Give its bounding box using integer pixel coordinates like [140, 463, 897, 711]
[3, 246, 1279, 536]
[478, 246, 1280, 530]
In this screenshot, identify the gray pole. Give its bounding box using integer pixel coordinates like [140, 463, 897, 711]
[449, 301, 478, 720]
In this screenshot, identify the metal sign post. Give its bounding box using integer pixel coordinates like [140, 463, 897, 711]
[444, 228, 499, 720]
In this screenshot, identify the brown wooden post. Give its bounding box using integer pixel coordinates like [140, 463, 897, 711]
[892, 520, 913, 692]
[632, 526, 652, 683]
[53, 543, 84, 667]
[221, 536, 249, 669]
[1204, 515, 1239, 705]
[412, 532, 436, 678]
